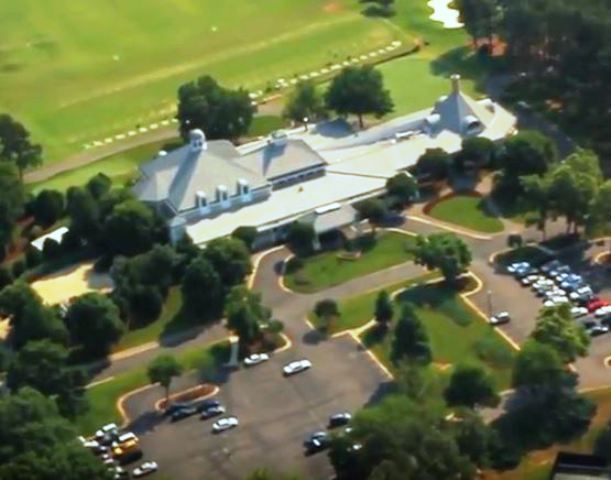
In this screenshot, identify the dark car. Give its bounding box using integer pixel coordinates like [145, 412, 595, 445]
[200, 405, 226, 420]
[328, 412, 352, 428]
[163, 402, 191, 417]
[304, 432, 331, 454]
[194, 398, 221, 413]
[170, 406, 198, 422]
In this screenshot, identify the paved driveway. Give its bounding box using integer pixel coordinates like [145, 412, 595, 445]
[123, 334, 389, 480]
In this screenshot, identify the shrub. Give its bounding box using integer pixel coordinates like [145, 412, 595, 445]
[42, 238, 62, 262]
[11, 259, 26, 278]
[0, 266, 13, 290]
[24, 247, 43, 269]
[474, 337, 514, 368]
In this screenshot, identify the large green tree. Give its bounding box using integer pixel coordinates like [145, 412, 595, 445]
[225, 286, 270, 350]
[0, 114, 42, 178]
[181, 256, 224, 321]
[392, 304, 432, 365]
[385, 173, 418, 206]
[0, 387, 112, 480]
[283, 80, 326, 126]
[176, 75, 255, 141]
[6, 339, 87, 418]
[374, 290, 394, 328]
[103, 199, 163, 256]
[444, 363, 500, 409]
[32, 189, 64, 228]
[147, 354, 183, 403]
[589, 180, 611, 240]
[203, 237, 252, 288]
[64, 292, 125, 357]
[325, 66, 393, 128]
[0, 162, 25, 255]
[411, 233, 472, 285]
[530, 304, 590, 363]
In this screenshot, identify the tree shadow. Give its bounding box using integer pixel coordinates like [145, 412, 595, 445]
[127, 410, 164, 436]
[430, 46, 490, 93]
[361, 4, 395, 18]
[313, 119, 353, 139]
[302, 329, 327, 345]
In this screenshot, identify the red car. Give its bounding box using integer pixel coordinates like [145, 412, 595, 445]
[587, 298, 609, 313]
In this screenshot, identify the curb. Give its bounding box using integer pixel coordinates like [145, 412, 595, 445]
[153, 385, 220, 413]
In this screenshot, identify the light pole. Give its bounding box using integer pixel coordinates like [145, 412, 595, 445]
[303, 116, 309, 132]
[487, 289, 493, 318]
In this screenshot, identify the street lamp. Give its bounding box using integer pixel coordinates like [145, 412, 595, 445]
[487, 289, 493, 318]
[303, 116, 309, 132]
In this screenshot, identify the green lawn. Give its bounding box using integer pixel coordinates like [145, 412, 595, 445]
[28, 138, 178, 193]
[308, 272, 439, 334]
[284, 232, 416, 293]
[428, 195, 505, 233]
[359, 281, 516, 389]
[76, 340, 230, 435]
[1, 0, 406, 164]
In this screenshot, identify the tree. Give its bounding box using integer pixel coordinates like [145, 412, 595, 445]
[286, 222, 315, 256]
[325, 66, 393, 128]
[411, 232, 472, 285]
[0, 387, 113, 480]
[512, 340, 571, 391]
[500, 131, 557, 186]
[385, 173, 418, 206]
[444, 363, 500, 409]
[203, 237, 252, 288]
[64, 292, 124, 357]
[181, 257, 224, 321]
[176, 75, 255, 141]
[392, 304, 432, 364]
[456, 0, 500, 45]
[0, 114, 42, 178]
[521, 174, 551, 239]
[283, 80, 326, 127]
[0, 162, 25, 255]
[415, 148, 451, 181]
[589, 180, 611, 240]
[103, 199, 162, 256]
[6, 339, 87, 418]
[86, 173, 112, 200]
[332, 395, 476, 480]
[32, 189, 64, 228]
[314, 298, 339, 331]
[225, 286, 270, 349]
[0, 282, 67, 349]
[451, 410, 497, 468]
[460, 136, 496, 168]
[355, 198, 387, 232]
[374, 290, 393, 328]
[594, 420, 611, 462]
[65, 186, 101, 245]
[531, 305, 590, 363]
[147, 354, 183, 403]
[232, 226, 258, 252]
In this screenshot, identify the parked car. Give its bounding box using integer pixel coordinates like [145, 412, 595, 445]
[516, 266, 538, 279]
[543, 296, 569, 308]
[328, 412, 352, 428]
[95, 423, 119, 443]
[194, 398, 221, 412]
[304, 431, 331, 453]
[541, 260, 562, 273]
[594, 305, 611, 318]
[570, 306, 589, 318]
[111, 466, 129, 480]
[163, 402, 191, 417]
[212, 416, 239, 433]
[489, 312, 511, 326]
[520, 274, 541, 286]
[569, 287, 593, 302]
[544, 288, 567, 300]
[132, 461, 158, 478]
[587, 324, 610, 337]
[170, 406, 197, 422]
[244, 353, 270, 367]
[283, 359, 312, 376]
[587, 298, 608, 313]
[507, 261, 530, 274]
[550, 266, 571, 279]
[200, 405, 226, 420]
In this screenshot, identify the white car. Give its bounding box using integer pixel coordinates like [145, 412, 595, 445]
[570, 287, 593, 301]
[571, 306, 588, 318]
[541, 260, 562, 273]
[521, 274, 541, 286]
[543, 296, 569, 307]
[489, 312, 510, 326]
[95, 423, 118, 440]
[507, 261, 530, 274]
[283, 359, 312, 376]
[212, 416, 239, 433]
[244, 353, 270, 367]
[132, 461, 158, 478]
[594, 305, 611, 318]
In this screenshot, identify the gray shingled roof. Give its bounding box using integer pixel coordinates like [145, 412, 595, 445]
[236, 139, 326, 181]
[133, 140, 267, 213]
[432, 89, 494, 135]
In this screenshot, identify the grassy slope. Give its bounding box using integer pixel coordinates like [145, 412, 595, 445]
[284, 232, 415, 293]
[429, 195, 505, 233]
[0, 0, 402, 163]
[359, 281, 516, 389]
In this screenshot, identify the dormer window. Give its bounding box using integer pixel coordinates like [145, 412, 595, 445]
[238, 179, 250, 196]
[189, 129, 207, 152]
[196, 191, 208, 210]
[217, 185, 229, 205]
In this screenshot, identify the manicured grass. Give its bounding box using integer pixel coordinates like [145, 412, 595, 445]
[308, 272, 439, 334]
[76, 340, 230, 435]
[1, 0, 404, 163]
[495, 246, 553, 268]
[28, 138, 179, 193]
[359, 281, 516, 389]
[428, 195, 505, 233]
[248, 115, 286, 137]
[284, 232, 416, 293]
[113, 287, 183, 352]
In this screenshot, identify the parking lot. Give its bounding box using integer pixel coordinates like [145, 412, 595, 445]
[123, 334, 389, 480]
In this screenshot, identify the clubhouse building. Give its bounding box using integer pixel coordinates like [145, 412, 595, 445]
[133, 75, 516, 247]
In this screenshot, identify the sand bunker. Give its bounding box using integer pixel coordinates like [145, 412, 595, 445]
[427, 0, 464, 29]
[31, 261, 113, 306]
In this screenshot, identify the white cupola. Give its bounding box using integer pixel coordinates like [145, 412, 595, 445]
[189, 129, 207, 152]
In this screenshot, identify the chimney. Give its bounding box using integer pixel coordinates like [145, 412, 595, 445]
[450, 74, 461, 94]
[189, 129, 207, 153]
